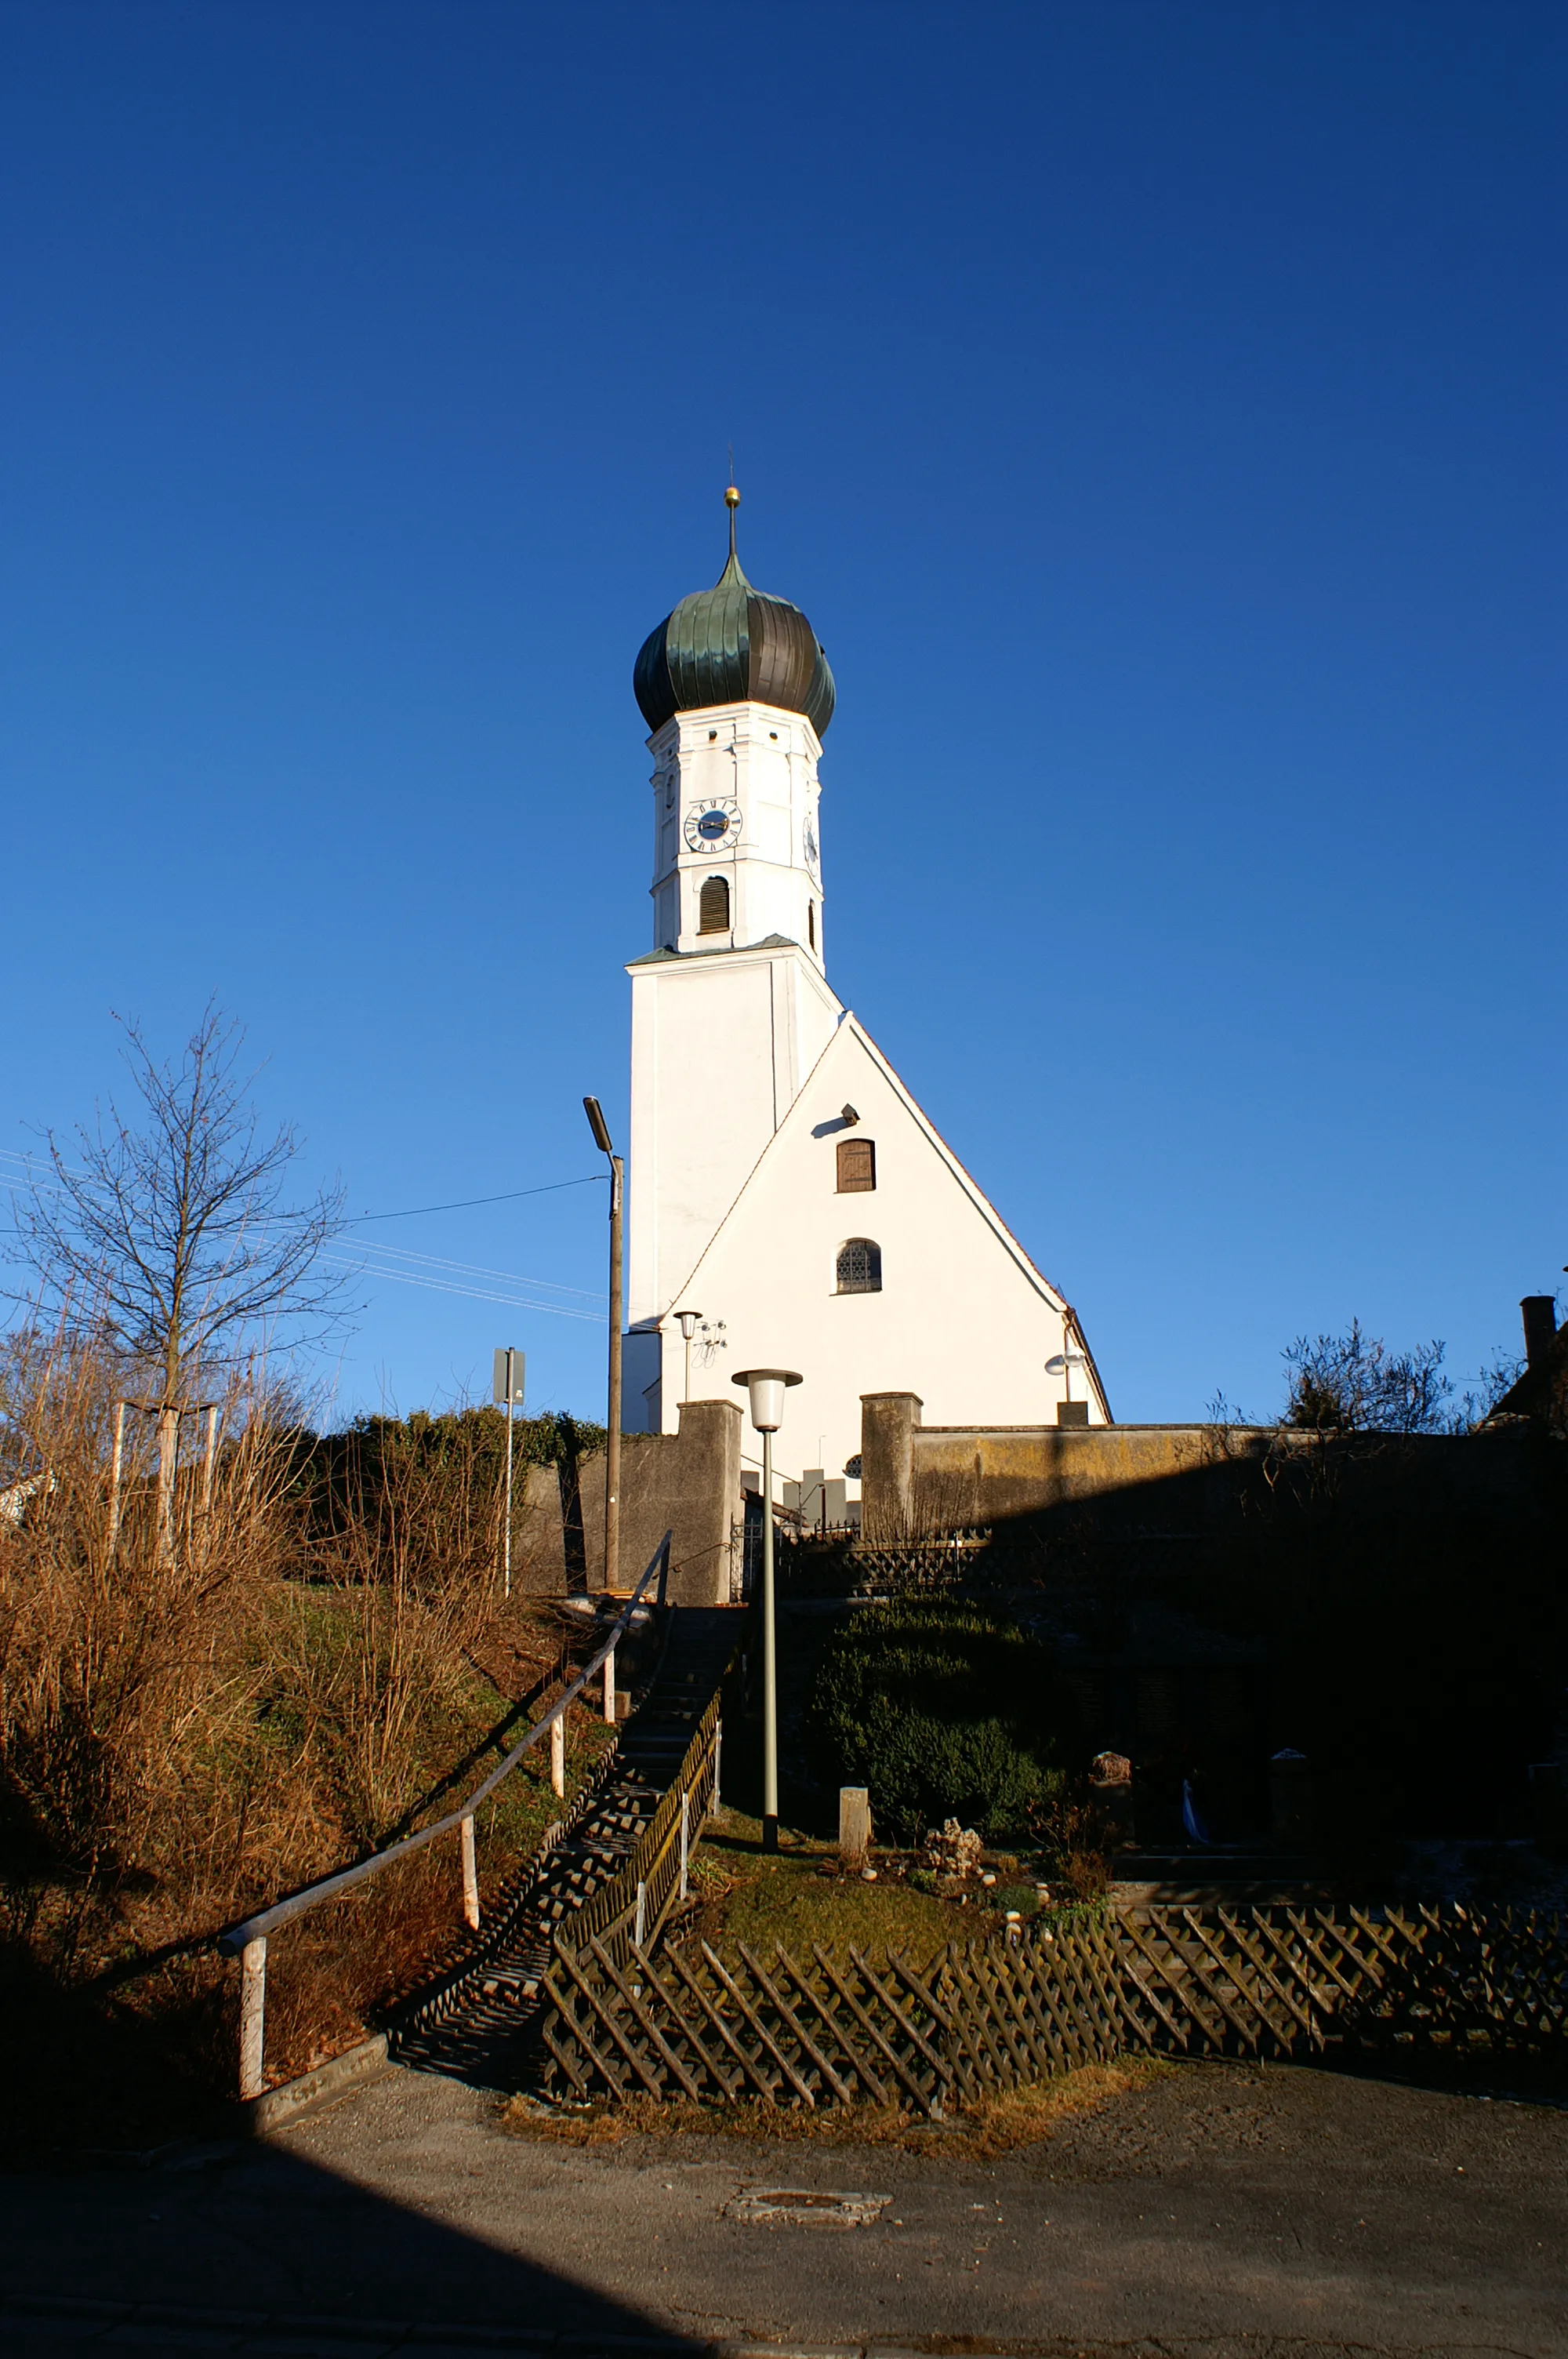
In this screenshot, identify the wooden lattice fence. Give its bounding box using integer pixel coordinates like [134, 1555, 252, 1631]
[542, 1903, 1568, 2111]
[547, 1683, 725, 1972]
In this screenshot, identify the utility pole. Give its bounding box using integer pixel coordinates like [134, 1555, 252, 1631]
[493, 1347, 525, 1598]
[583, 1099, 623, 1592]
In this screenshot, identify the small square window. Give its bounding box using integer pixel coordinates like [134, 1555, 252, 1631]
[837, 1138, 876, 1193]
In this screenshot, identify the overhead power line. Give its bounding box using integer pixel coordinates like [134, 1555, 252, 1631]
[354, 1238, 603, 1301]
[325, 1254, 604, 1323]
[1, 1146, 605, 1228]
[344, 1176, 603, 1223]
[2, 1146, 611, 1322]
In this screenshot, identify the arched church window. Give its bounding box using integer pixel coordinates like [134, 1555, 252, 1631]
[808, 901, 816, 950]
[836, 1238, 882, 1294]
[836, 1137, 875, 1193]
[698, 875, 730, 934]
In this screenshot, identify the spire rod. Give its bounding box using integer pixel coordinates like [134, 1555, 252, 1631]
[724, 472, 740, 562]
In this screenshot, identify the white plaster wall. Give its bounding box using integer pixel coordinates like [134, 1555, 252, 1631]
[649, 1017, 1105, 1482]
[646, 701, 826, 969]
[628, 696, 839, 1349]
[626, 941, 842, 1331]
[624, 696, 1105, 1467]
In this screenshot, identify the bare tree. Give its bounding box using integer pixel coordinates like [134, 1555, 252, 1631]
[1283, 1318, 1455, 1434]
[9, 1005, 349, 1547]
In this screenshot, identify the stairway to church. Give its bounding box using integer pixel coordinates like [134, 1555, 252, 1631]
[391, 1604, 742, 2094]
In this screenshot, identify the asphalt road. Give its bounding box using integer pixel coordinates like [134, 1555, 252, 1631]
[0, 2057, 1562, 2357]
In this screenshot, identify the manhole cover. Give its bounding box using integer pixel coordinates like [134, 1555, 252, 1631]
[725, 2187, 891, 2229]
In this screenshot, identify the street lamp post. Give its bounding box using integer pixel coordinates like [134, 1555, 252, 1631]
[583, 1098, 623, 1591]
[674, 1309, 702, 1406]
[732, 1368, 802, 1856]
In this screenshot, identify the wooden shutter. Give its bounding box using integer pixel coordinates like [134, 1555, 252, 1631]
[698, 875, 730, 934]
[836, 1137, 876, 1193]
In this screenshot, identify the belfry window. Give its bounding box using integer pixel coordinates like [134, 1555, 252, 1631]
[808, 901, 816, 950]
[836, 1238, 882, 1294]
[698, 874, 730, 934]
[836, 1137, 875, 1193]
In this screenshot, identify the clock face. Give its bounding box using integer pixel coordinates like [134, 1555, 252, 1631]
[804, 810, 821, 875]
[684, 799, 741, 853]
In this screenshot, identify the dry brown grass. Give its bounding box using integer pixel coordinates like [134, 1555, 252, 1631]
[0, 1328, 595, 2135]
[501, 2059, 1165, 2158]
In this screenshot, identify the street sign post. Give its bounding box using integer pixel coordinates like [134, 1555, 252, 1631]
[492, 1347, 526, 1597]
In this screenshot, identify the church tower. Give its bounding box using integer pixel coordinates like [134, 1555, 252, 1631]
[622, 489, 845, 1427]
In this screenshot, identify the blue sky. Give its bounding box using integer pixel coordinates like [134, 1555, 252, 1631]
[2, 0, 1561, 1427]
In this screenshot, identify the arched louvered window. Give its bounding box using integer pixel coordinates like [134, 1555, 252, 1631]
[836, 1238, 882, 1294]
[808, 901, 816, 951]
[836, 1137, 875, 1193]
[698, 874, 730, 934]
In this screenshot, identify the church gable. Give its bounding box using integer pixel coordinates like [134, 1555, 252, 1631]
[664, 1016, 1106, 1474]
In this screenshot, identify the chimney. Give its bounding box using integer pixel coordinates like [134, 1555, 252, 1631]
[1521, 1296, 1558, 1368]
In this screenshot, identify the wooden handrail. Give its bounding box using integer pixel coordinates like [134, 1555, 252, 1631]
[223, 1532, 670, 2098]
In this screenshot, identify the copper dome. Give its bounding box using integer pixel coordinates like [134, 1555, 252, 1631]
[633, 532, 835, 739]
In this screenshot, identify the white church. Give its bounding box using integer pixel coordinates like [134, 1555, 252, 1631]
[621, 489, 1109, 1496]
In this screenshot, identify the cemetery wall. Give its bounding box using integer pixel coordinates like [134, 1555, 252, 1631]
[525, 1398, 745, 1605]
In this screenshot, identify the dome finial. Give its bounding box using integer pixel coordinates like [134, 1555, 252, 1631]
[633, 478, 836, 737]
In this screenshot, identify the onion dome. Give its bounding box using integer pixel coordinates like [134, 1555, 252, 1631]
[633, 489, 836, 738]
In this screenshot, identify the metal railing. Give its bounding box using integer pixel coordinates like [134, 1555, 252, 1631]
[220, 1533, 672, 2099]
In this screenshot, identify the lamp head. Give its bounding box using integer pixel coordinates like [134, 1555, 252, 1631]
[583, 1096, 615, 1156]
[675, 1310, 702, 1342]
[732, 1367, 803, 1434]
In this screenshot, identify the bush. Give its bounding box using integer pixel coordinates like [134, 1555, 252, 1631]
[807, 1601, 1073, 1842]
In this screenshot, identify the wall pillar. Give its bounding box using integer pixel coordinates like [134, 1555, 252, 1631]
[578, 1397, 744, 1605]
[666, 1398, 744, 1605]
[859, 1392, 922, 1540]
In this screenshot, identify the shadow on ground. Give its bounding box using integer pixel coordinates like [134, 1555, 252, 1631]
[0, 1936, 694, 2354]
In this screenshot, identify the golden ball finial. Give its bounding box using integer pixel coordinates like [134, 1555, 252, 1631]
[724, 483, 741, 509]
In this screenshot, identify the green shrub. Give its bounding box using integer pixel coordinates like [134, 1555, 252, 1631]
[806, 1601, 1074, 1842]
[996, 1883, 1042, 1917]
